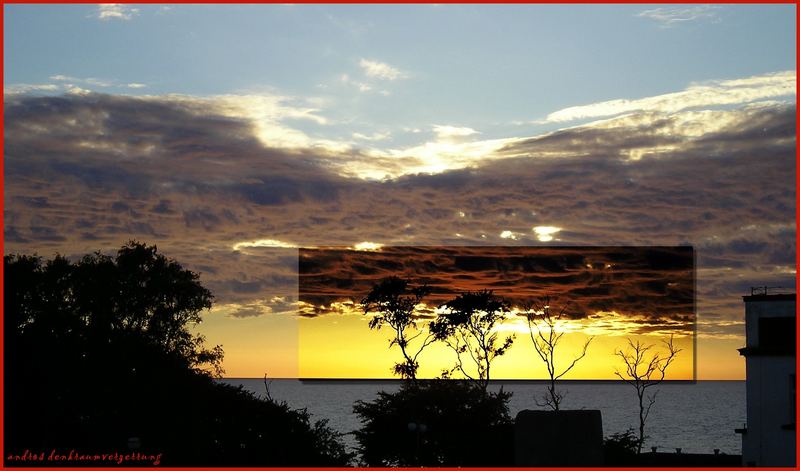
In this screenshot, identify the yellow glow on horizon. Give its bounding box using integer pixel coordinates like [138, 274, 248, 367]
[297, 312, 696, 380]
[194, 306, 743, 380]
[193, 300, 743, 381]
[295, 301, 697, 379]
[196, 306, 299, 378]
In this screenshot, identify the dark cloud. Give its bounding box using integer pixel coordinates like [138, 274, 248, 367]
[4, 93, 349, 210]
[183, 208, 234, 232]
[152, 199, 175, 214]
[5, 226, 28, 244]
[28, 225, 66, 242]
[45, 161, 153, 196]
[12, 196, 50, 208]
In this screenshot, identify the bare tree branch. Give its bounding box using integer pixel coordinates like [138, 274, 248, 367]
[614, 334, 682, 453]
[525, 297, 593, 411]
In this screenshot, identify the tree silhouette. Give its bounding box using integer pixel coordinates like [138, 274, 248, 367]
[361, 276, 434, 381]
[524, 296, 593, 411]
[431, 290, 514, 391]
[6, 241, 222, 375]
[603, 428, 639, 465]
[4, 241, 352, 466]
[614, 335, 681, 453]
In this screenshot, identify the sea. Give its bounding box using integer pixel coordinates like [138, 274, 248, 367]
[220, 379, 745, 457]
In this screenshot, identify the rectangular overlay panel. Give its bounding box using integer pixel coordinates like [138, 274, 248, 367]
[298, 246, 695, 380]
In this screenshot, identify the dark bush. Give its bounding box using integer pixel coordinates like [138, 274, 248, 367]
[353, 380, 514, 466]
[603, 428, 639, 466]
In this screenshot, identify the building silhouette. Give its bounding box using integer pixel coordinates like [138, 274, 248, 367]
[736, 288, 796, 467]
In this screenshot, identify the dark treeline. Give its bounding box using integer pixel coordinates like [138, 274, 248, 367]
[4, 242, 352, 466]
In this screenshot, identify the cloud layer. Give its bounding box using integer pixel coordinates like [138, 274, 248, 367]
[542, 71, 794, 124]
[3, 78, 795, 339]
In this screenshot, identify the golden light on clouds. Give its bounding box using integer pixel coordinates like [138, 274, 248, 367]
[500, 230, 519, 240]
[533, 225, 561, 242]
[232, 238, 298, 251]
[352, 241, 383, 251]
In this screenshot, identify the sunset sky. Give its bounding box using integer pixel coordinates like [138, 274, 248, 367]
[4, 4, 796, 379]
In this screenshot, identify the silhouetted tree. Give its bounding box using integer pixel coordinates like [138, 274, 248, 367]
[614, 335, 681, 453]
[353, 380, 513, 467]
[524, 296, 593, 411]
[6, 242, 222, 375]
[4, 241, 352, 466]
[361, 277, 434, 381]
[431, 290, 514, 391]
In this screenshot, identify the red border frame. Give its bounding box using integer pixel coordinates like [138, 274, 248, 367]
[0, 1, 797, 470]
